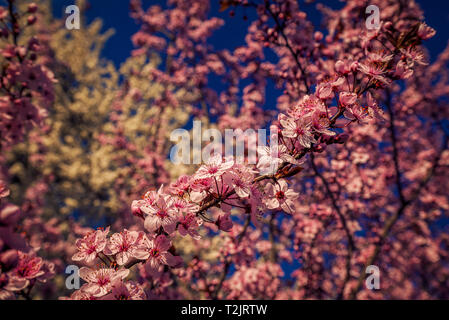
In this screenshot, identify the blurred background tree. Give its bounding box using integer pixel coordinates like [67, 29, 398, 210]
[6, 0, 194, 228]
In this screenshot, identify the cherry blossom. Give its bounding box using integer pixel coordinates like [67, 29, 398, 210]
[103, 229, 145, 265]
[79, 267, 130, 298]
[195, 155, 234, 179]
[101, 280, 146, 300]
[263, 179, 299, 213]
[142, 195, 178, 234]
[133, 235, 180, 272]
[280, 116, 316, 148]
[72, 227, 110, 263]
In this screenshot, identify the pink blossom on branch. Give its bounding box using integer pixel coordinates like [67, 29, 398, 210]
[72, 227, 110, 263]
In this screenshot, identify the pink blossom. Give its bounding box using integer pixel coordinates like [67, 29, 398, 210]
[344, 105, 368, 123]
[103, 229, 145, 265]
[72, 227, 110, 263]
[133, 235, 180, 271]
[339, 92, 358, 107]
[257, 144, 300, 174]
[217, 212, 233, 232]
[358, 63, 390, 85]
[0, 181, 9, 199]
[195, 155, 234, 179]
[178, 212, 202, 240]
[101, 280, 146, 300]
[280, 116, 316, 148]
[366, 51, 393, 65]
[223, 165, 255, 198]
[417, 23, 436, 40]
[311, 109, 335, 136]
[335, 60, 350, 75]
[264, 179, 299, 213]
[143, 195, 178, 233]
[169, 175, 191, 197]
[131, 200, 145, 219]
[10, 252, 53, 286]
[79, 267, 130, 298]
[62, 286, 97, 300]
[172, 198, 199, 215]
[393, 60, 414, 79]
[0, 273, 28, 293]
[400, 47, 428, 66]
[316, 82, 334, 100]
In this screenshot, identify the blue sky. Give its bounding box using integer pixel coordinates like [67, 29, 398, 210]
[51, 0, 449, 68]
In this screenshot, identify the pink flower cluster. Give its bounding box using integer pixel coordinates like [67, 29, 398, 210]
[0, 2, 56, 149]
[64, 0, 443, 300]
[0, 2, 60, 300]
[67, 226, 185, 299]
[0, 182, 55, 300]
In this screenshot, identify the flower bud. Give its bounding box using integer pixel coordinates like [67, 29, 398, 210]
[313, 143, 326, 153]
[15, 46, 27, 59]
[383, 21, 393, 31]
[314, 31, 323, 42]
[335, 133, 350, 144]
[0, 250, 19, 271]
[0, 180, 9, 198]
[131, 200, 144, 219]
[0, 28, 8, 38]
[27, 15, 37, 26]
[417, 23, 436, 40]
[335, 60, 350, 75]
[28, 3, 38, 14]
[0, 7, 7, 20]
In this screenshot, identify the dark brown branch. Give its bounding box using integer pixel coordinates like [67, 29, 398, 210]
[264, 2, 310, 93]
[310, 153, 355, 299]
[386, 91, 407, 205]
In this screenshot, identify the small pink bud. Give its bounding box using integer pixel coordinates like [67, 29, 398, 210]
[27, 15, 37, 26]
[417, 23, 436, 40]
[313, 143, 326, 153]
[335, 60, 349, 75]
[0, 250, 19, 271]
[383, 21, 393, 31]
[0, 180, 9, 198]
[28, 3, 38, 14]
[131, 200, 144, 219]
[15, 46, 27, 59]
[314, 31, 323, 42]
